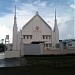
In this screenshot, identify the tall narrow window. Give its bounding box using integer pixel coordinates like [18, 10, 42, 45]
[23, 35, 25, 39]
[46, 36, 48, 39]
[46, 44, 48, 47]
[49, 36, 51, 39]
[44, 44, 45, 47]
[49, 44, 52, 47]
[27, 36, 29, 39]
[43, 36, 45, 39]
[30, 35, 32, 39]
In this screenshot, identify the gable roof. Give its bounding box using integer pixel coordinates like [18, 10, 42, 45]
[22, 13, 52, 30]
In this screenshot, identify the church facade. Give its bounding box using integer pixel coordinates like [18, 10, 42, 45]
[5, 6, 75, 58]
[13, 6, 59, 56]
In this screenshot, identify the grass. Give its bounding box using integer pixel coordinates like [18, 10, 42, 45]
[24, 55, 75, 68]
[0, 66, 75, 75]
[0, 54, 75, 75]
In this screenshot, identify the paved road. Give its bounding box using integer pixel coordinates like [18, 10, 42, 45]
[0, 53, 30, 67]
[0, 53, 5, 59]
[0, 58, 30, 67]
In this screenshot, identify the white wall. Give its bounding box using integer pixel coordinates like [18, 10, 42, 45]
[13, 25, 18, 50]
[5, 51, 20, 58]
[22, 14, 52, 44]
[22, 43, 44, 55]
[66, 41, 75, 49]
[5, 44, 13, 51]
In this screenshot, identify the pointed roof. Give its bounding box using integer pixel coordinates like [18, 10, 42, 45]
[22, 12, 52, 30]
[14, 4, 16, 19]
[55, 9, 56, 21]
[14, 4, 17, 26]
[53, 9, 58, 32]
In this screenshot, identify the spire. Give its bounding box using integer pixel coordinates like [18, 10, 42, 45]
[55, 9, 57, 21]
[54, 9, 57, 32]
[14, 4, 17, 25]
[13, 4, 18, 50]
[14, 4, 16, 19]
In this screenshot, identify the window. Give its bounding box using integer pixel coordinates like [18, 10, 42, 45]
[44, 44, 45, 47]
[49, 36, 51, 39]
[46, 36, 48, 39]
[49, 44, 52, 47]
[23, 35, 32, 39]
[30, 35, 32, 39]
[42, 35, 51, 39]
[43, 36, 45, 39]
[68, 44, 72, 46]
[46, 44, 48, 47]
[27, 35, 29, 39]
[23, 35, 25, 39]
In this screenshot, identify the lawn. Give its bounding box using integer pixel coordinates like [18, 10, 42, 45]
[0, 54, 75, 75]
[24, 55, 75, 68]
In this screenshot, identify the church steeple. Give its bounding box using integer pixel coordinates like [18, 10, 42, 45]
[14, 5, 17, 25]
[13, 4, 18, 50]
[55, 9, 56, 21]
[52, 9, 59, 45]
[54, 9, 58, 32]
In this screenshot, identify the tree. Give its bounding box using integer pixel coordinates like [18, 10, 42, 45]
[0, 43, 7, 52]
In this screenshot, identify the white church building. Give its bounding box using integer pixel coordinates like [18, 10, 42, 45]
[5, 6, 75, 58]
[5, 6, 60, 58]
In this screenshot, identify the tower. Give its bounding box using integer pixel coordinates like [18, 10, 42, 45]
[13, 5, 18, 50]
[52, 9, 59, 49]
[54, 9, 59, 44]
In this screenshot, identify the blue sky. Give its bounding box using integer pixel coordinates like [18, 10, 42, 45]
[0, 0, 75, 43]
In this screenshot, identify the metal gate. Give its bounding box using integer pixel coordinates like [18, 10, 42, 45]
[23, 44, 43, 55]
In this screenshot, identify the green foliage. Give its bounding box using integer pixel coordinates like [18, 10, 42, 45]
[0, 43, 7, 52]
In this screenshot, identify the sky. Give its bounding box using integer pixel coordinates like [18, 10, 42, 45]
[0, 0, 75, 43]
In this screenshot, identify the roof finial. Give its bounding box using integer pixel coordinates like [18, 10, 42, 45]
[36, 11, 39, 15]
[14, 3, 17, 25]
[14, 4, 16, 19]
[55, 8, 56, 21]
[54, 8, 57, 32]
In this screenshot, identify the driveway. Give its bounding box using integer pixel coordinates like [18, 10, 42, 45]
[0, 53, 30, 67]
[0, 53, 5, 59]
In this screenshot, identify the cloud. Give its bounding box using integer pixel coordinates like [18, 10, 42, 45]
[0, 0, 74, 43]
[49, 3, 55, 7]
[70, 4, 75, 9]
[0, 13, 14, 43]
[59, 18, 74, 40]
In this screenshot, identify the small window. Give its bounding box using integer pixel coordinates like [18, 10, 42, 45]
[43, 36, 45, 39]
[49, 44, 52, 47]
[46, 36, 48, 39]
[49, 36, 51, 39]
[23, 35, 25, 39]
[27, 36, 29, 39]
[46, 44, 48, 47]
[68, 44, 72, 46]
[44, 44, 45, 47]
[30, 35, 32, 39]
